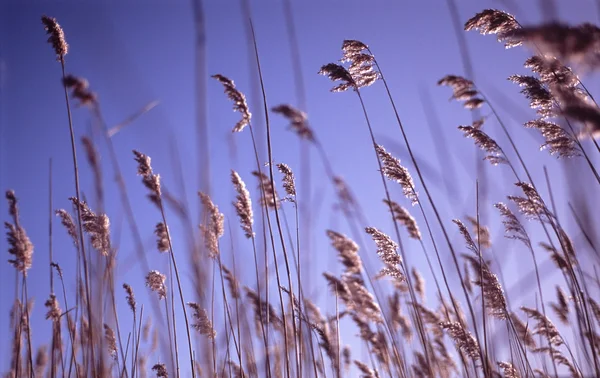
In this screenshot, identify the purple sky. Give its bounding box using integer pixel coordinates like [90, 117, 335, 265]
[1, 0, 599, 375]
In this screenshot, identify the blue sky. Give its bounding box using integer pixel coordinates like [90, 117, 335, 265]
[1, 0, 599, 375]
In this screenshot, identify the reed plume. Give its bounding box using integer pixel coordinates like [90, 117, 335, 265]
[155, 223, 170, 253]
[187, 303, 216, 339]
[276, 163, 296, 200]
[68, 198, 111, 256]
[62, 75, 97, 107]
[457, 125, 507, 166]
[464, 9, 521, 48]
[198, 192, 224, 258]
[439, 322, 480, 360]
[365, 227, 404, 280]
[437, 75, 484, 109]
[231, 170, 254, 238]
[272, 104, 314, 141]
[462, 255, 508, 319]
[508, 75, 554, 118]
[507, 22, 600, 69]
[103, 324, 117, 359]
[252, 171, 279, 210]
[133, 150, 162, 207]
[41, 15, 68, 59]
[524, 119, 580, 157]
[375, 144, 418, 205]
[152, 363, 168, 377]
[5, 190, 33, 275]
[326, 230, 362, 275]
[521, 307, 563, 346]
[211, 74, 251, 132]
[145, 270, 167, 300]
[497, 362, 520, 378]
[123, 284, 136, 313]
[383, 199, 421, 239]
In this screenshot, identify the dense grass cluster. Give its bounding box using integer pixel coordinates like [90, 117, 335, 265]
[4, 8, 600, 378]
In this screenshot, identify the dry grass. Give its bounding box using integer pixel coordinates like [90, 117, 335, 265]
[3, 8, 600, 378]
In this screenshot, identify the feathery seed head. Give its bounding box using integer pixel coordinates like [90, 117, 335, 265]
[41, 16, 68, 59]
[384, 199, 421, 239]
[464, 9, 521, 48]
[133, 150, 161, 206]
[438, 75, 485, 109]
[366, 227, 404, 281]
[524, 119, 580, 157]
[458, 125, 507, 166]
[104, 324, 117, 359]
[63, 75, 97, 107]
[276, 163, 296, 199]
[188, 302, 216, 339]
[55, 209, 78, 249]
[69, 198, 111, 256]
[145, 270, 167, 300]
[506, 22, 600, 69]
[319, 63, 355, 92]
[231, 170, 254, 238]
[521, 306, 563, 346]
[152, 363, 168, 377]
[326, 230, 362, 275]
[440, 322, 480, 360]
[212, 74, 252, 132]
[123, 283, 136, 313]
[375, 145, 418, 204]
[252, 171, 280, 210]
[272, 104, 314, 141]
[5, 191, 33, 275]
[44, 294, 61, 321]
[494, 203, 532, 248]
[154, 223, 169, 253]
[199, 192, 224, 258]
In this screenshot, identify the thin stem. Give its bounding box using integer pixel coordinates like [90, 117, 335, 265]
[249, 19, 296, 377]
[60, 59, 96, 373]
[159, 203, 196, 378]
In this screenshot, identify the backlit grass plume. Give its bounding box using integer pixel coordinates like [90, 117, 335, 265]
[438, 75, 484, 109]
[524, 119, 580, 157]
[252, 171, 280, 210]
[5, 190, 33, 275]
[326, 230, 362, 275]
[464, 9, 521, 48]
[154, 223, 169, 253]
[383, 199, 421, 240]
[507, 22, 600, 69]
[145, 270, 167, 300]
[508, 75, 554, 118]
[439, 322, 480, 360]
[41, 15, 68, 60]
[494, 202, 532, 248]
[231, 170, 254, 238]
[458, 125, 507, 166]
[198, 192, 224, 258]
[524, 56, 578, 87]
[365, 227, 404, 280]
[521, 306, 564, 346]
[63, 75, 97, 107]
[272, 104, 314, 141]
[187, 303, 216, 339]
[375, 144, 418, 205]
[133, 150, 161, 207]
[212, 74, 251, 132]
[276, 163, 296, 200]
[68, 198, 111, 256]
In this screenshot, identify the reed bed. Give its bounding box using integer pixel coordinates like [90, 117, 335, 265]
[3, 7, 600, 378]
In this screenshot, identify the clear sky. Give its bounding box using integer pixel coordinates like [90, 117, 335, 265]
[1, 0, 599, 375]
